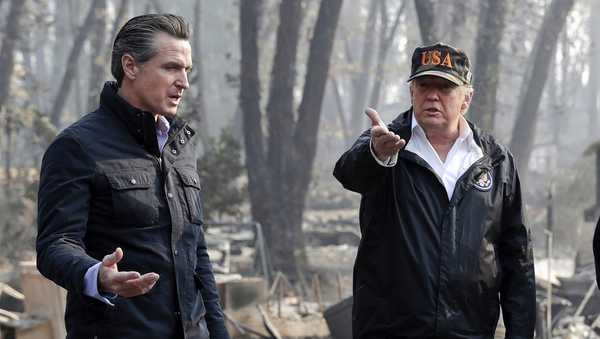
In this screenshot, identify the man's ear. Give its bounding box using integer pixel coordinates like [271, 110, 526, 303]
[461, 87, 474, 113]
[121, 53, 138, 81]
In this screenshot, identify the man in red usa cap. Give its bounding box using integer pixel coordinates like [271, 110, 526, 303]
[334, 42, 535, 338]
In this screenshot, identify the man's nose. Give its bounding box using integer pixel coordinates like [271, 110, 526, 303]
[425, 88, 440, 100]
[176, 71, 189, 90]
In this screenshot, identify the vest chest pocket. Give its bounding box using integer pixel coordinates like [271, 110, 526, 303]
[106, 171, 159, 227]
[175, 167, 204, 225]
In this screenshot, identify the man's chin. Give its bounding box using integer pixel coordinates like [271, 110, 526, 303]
[418, 115, 442, 125]
[419, 118, 448, 130]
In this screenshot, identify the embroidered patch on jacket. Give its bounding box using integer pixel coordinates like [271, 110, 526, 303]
[473, 169, 493, 191]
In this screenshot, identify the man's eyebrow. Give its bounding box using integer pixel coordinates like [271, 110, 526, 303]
[163, 61, 193, 71]
[163, 61, 187, 68]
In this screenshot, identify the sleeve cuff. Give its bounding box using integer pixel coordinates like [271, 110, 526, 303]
[370, 138, 398, 167]
[83, 262, 117, 306]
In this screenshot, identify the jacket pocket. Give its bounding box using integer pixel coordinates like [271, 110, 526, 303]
[175, 167, 204, 225]
[106, 171, 159, 227]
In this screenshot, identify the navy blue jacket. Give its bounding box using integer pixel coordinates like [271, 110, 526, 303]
[37, 82, 229, 339]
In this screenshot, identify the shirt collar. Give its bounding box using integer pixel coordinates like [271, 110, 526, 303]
[156, 115, 170, 135]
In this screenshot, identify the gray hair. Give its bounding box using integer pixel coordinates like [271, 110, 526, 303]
[111, 14, 190, 86]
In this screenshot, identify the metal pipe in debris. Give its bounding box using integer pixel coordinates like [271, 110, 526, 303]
[544, 229, 553, 336]
[254, 222, 271, 287]
[336, 272, 343, 301]
[574, 281, 597, 317]
[313, 274, 323, 313]
[278, 278, 284, 318]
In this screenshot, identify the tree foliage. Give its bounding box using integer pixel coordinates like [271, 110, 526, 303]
[197, 128, 246, 221]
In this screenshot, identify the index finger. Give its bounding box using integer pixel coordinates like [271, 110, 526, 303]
[365, 107, 389, 133]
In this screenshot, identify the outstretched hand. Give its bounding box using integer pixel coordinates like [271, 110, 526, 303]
[365, 107, 405, 161]
[99, 247, 160, 298]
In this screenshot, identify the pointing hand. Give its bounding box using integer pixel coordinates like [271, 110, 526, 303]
[365, 107, 405, 161]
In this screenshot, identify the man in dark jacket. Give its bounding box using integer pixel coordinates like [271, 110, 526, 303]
[334, 43, 536, 339]
[36, 14, 229, 339]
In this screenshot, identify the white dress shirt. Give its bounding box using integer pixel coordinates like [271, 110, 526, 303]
[371, 114, 483, 200]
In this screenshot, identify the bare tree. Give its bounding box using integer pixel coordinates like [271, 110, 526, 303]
[149, 0, 162, 13]
[0, 0, 26, 111]
[0, 0, 26, 189]
[49, 1, 103, 128]
[588, 0, 600, 137]
[349, 0, 378, 139]
[449, 1, 468, 45]
[110, 0, 129, 42]
[330, 76, 350, 143]
[239, 0, 344, 276]
[560, 27, 570, 111]
[414, 0, 437, 44]
[69, 1, 85, 117]
[239, 0, 271, 247]
[510, 0, 576, 180]
[99, 0, 129, 91]
[87, 0, 108, 111]
[469, 0, 508, 132]
[188, 0, 210, 148]
[264, 0, 303, 263]
[285, 0, 343, 274]
[368, 0, 406, 108]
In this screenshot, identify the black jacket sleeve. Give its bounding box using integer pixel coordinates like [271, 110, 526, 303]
[498, 159, 536, 339]
[593, 217, 600, 288]
[196, 228, 230, 339]
[333, 129, 388, 194]
[36, 134, 99, 293]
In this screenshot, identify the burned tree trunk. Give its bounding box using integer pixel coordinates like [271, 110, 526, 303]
[469, 0, 508, 132]
[50, 1, 102, 128]
[414, 0, 437, 44]
[102, 0, 129, 86]
[331, 76, 350, 143]
[239, 0, 272, 242]
[87, 0, 108, 111]
[0, 0, 26, 189]
[190, 0, 210, 148]
[588, 0, 600, 138]
[110, 0, 130, 43]
[350, 0, 378, 139]
[0, 0, 26, 111]
[368, 0, 406, 108]
[449, 1, 468, 46]
[265, 0, 304, 274]
[510, 0, 575, 180]
[284, 0, 343, 273]
[239, 0, 343, 278]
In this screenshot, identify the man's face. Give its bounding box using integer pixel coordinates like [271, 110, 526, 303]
[410, 76, 472, 132]
[127, 32, 192, 118]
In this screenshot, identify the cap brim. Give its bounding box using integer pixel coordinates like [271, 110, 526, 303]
[407, 70, 464, 86]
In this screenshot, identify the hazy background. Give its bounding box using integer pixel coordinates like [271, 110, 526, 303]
[0, 0, 596, 289]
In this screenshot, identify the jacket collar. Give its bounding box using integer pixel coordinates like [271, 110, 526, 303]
[467, 120, 504, 163]
[98, 81, 192, 157]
